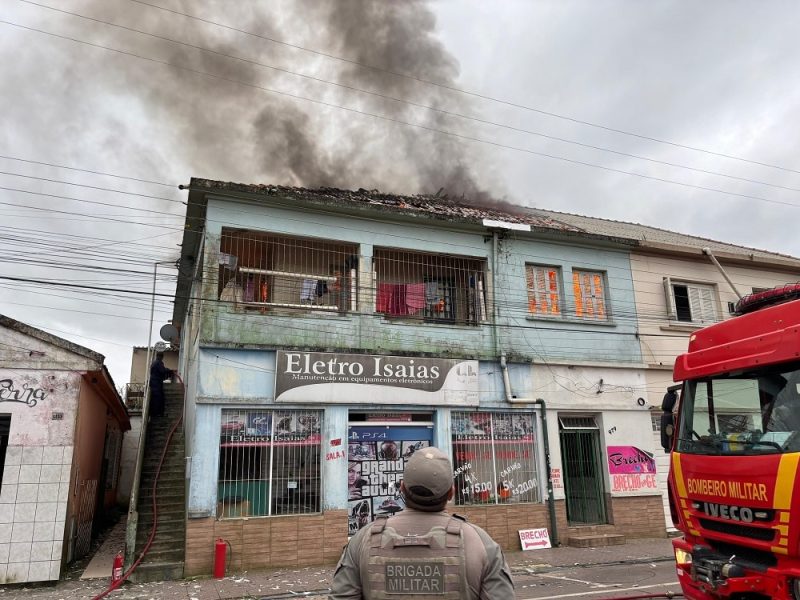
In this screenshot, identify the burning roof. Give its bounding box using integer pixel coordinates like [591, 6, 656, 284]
[187, 178, 585, 233]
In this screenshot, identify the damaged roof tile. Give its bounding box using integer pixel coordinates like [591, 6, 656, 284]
[189, 178, 586, 233]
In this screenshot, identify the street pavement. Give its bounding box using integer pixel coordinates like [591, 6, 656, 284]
[0, 537, 677, 600]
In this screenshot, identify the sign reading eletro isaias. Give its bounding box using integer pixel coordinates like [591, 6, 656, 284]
[275, 350, 479, 406]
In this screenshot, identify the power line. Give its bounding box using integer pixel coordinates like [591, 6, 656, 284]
[0, 153, 175, 187]
[3, 18, 798, 211]
[0, 170, 184, 204]
[0, 186, 185, 229]
[122, 0, 800, 175]
[18, 0, 800, 194]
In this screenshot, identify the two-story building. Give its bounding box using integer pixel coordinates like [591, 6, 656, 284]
[170, 179, 672, 574]
[529, 209, 800, 530]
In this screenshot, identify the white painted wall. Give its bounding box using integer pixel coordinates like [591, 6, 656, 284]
[0, 367, 80, 583]
[0, 325, 94, 583]
[117, 414, 141, 507]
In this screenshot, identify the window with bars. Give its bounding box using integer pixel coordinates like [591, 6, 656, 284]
[526, 265, 562, 317]
[572, 269, 608, 320]
[663, 278, 718, 324]
[373, 249, 488, 325]
[451, 411, 539, 506]
[218, 409, 322, 518]
[218, 229, 359, 313]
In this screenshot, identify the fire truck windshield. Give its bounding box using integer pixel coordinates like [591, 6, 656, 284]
[677, 364, 800, 455]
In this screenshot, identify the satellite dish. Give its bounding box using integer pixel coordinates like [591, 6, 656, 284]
[159, 323, 180, 344]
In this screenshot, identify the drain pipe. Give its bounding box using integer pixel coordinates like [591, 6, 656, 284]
[702, 247, 743, 300]
[534, 397, 559, 547]
[499, 354, 559, 546]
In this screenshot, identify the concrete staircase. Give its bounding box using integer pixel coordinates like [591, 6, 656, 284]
[130, 382, 186, 582]
[566, 524, 626, 548]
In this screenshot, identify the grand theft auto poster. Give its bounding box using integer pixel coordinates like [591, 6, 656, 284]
[347, 425, 433, 535]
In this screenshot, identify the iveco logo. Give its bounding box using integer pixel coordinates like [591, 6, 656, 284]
[702, 502, 754, 522]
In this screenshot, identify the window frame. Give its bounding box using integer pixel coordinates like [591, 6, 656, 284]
[450, 411, 540, 507]
[572, 269, 609, 321]
[218, 229, 359, 314]
[372, 248, 488, 326]
[218, 408, 323, 518]
[525, 264, 563, 318]
[663, 277, 719, 325]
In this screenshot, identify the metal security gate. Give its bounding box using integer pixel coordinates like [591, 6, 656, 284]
[559, 416, 607, 525]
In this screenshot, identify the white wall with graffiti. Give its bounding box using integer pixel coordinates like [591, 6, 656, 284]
[0, 366, 81, 583]
[0, 320, 96, 583]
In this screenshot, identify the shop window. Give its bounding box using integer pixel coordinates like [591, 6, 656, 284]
[572, 269, 608, 320]
[373, 249, 488, 325]
[218, 228, 359, 314]
[526, 265, 562, 317]
[451, 412, 539, 506]
[218, 409, 322, 518]
[663, 278, 718, 324]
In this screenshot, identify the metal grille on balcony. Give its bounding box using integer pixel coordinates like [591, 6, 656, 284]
[373, 249, 488, 325]
[218, 230, 359, 313]
[125, 383, 145, 411]
[218, 409, 322, 518]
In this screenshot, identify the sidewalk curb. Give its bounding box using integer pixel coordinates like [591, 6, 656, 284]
[512, 554, 675, 575]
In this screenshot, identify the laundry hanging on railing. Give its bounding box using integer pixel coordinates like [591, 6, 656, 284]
[376, 282, 428, 316]
[300, 279, 316, 302]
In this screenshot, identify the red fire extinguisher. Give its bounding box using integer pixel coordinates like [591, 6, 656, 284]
[111, 551, 124, 583]
[213, 538, 228, 579]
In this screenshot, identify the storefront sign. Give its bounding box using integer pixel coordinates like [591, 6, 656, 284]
[607, 446, 656, 474]
[611, 473, 658, 493]
[550, 468, 563, 489]
[275, 351, 479, 405]
[519, 528, 551, 550]
[608, 446, 657, 494]
[366, 413, 413, 422]
[220, 409, 321, 447]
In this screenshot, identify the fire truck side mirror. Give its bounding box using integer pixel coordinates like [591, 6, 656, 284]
[660, 413, 675, 453]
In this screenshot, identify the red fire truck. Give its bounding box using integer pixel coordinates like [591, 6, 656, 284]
[667, 284, 800, 599]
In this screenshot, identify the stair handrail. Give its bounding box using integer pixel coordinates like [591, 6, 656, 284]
[124, 370, 154, 570]
[95, 374, 184, 598]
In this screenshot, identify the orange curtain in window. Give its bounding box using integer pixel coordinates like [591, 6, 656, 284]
[593, 274, 606, 319]
[526, 268, 537, 313]
[548, 270, 560, 315]
[583, 273, 594, 318]
[573, 272, 584, 317]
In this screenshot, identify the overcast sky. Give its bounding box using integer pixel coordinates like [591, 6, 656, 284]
[1, 0, 799, 388]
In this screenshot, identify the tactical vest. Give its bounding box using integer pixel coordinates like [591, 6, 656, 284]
[362, 514, 469, 599]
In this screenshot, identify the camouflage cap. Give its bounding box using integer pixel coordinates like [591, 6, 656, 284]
[402, 447, 454, 511]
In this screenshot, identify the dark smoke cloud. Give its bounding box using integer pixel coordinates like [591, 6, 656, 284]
[71, 0, 502, 201]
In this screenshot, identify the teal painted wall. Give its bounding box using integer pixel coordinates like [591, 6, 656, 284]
[198, 198, 641, 365]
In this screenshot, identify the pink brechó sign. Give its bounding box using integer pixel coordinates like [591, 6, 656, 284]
[607, 446, 656, 474]
[519, 528, 551, 550]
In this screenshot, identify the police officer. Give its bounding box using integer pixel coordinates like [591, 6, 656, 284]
[330, 447, 514, 599]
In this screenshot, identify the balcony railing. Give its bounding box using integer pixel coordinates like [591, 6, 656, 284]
[125, 383, 145, 411]
[218, 229, 359, 314]
[373, 249, 488, 326]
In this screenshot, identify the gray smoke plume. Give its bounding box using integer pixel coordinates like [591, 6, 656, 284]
[65, 0, 503, 201]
